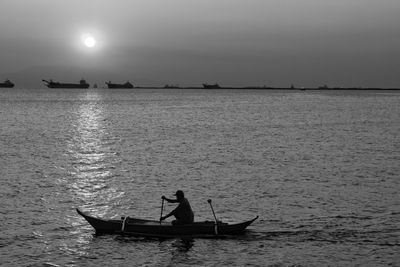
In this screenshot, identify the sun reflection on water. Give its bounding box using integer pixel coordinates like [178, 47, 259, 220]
[67, 91, 124, 215]
[59, 91, 127, 259]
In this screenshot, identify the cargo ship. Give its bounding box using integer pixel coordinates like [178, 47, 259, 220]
[203, 83, 221, 89]
[42, 79, 90, 89]
[0, 79, 15, 88]
[106, 81, 134, 89]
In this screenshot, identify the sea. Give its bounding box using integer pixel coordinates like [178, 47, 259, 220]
[0, 88, 399, 266]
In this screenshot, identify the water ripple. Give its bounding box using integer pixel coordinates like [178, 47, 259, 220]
[1, 89, 399, 266]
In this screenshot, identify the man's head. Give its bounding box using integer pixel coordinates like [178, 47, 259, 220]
[175, 190, 184, 200]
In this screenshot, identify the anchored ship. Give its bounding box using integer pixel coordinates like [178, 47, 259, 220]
[0, 79, 15, 88]
[42, 79, 90, 89]
[106, 81, 134, 89]
[203, 83, 221, 89]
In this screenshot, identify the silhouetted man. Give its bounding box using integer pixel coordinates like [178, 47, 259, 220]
[160, 190, 194, 225]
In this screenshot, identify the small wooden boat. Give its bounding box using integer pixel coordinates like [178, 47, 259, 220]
[77, 208, 258, 238]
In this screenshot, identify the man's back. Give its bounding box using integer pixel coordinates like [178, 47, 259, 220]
[174, 198, 194, 223]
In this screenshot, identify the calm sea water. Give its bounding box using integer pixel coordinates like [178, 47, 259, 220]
[0, 88, 399, 266]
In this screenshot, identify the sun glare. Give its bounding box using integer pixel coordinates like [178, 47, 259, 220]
[84, 36, 96, 48]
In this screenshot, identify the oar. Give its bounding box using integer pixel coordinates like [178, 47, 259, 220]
[207, 199, 218, 235]
[159, 197, 165, 224]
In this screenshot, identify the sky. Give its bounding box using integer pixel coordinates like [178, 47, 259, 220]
[1, 0, 400, 88]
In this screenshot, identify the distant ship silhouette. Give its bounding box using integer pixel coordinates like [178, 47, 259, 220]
[0, 79, 15, 88]
[105, 81, 134, 89]
[42, 79, 90, 89]
[203, 83, 221, 89]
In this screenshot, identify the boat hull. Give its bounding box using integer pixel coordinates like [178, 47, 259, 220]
[42, 79, 90, 89]
[77, 209, 257, 238]
[45, 83, 90, 89]
[0, 84, 14, 88]
[106, 83, 134, 89]
[202, 83, 221, 89]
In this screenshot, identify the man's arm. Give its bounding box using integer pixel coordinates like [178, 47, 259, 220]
[160, 209, 176, 221]
[162, 195, 179, 203]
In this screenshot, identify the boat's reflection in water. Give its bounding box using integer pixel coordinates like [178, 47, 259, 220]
[164, 238, 195, 266]
[172, 238, 194, 252]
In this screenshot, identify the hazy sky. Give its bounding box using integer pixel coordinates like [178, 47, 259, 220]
[1, 0, 400, 87]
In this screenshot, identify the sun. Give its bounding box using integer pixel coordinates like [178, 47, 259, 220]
[84, 36, 96, 48]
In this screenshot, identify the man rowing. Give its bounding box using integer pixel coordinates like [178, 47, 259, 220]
[160, 190, 194, 225]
